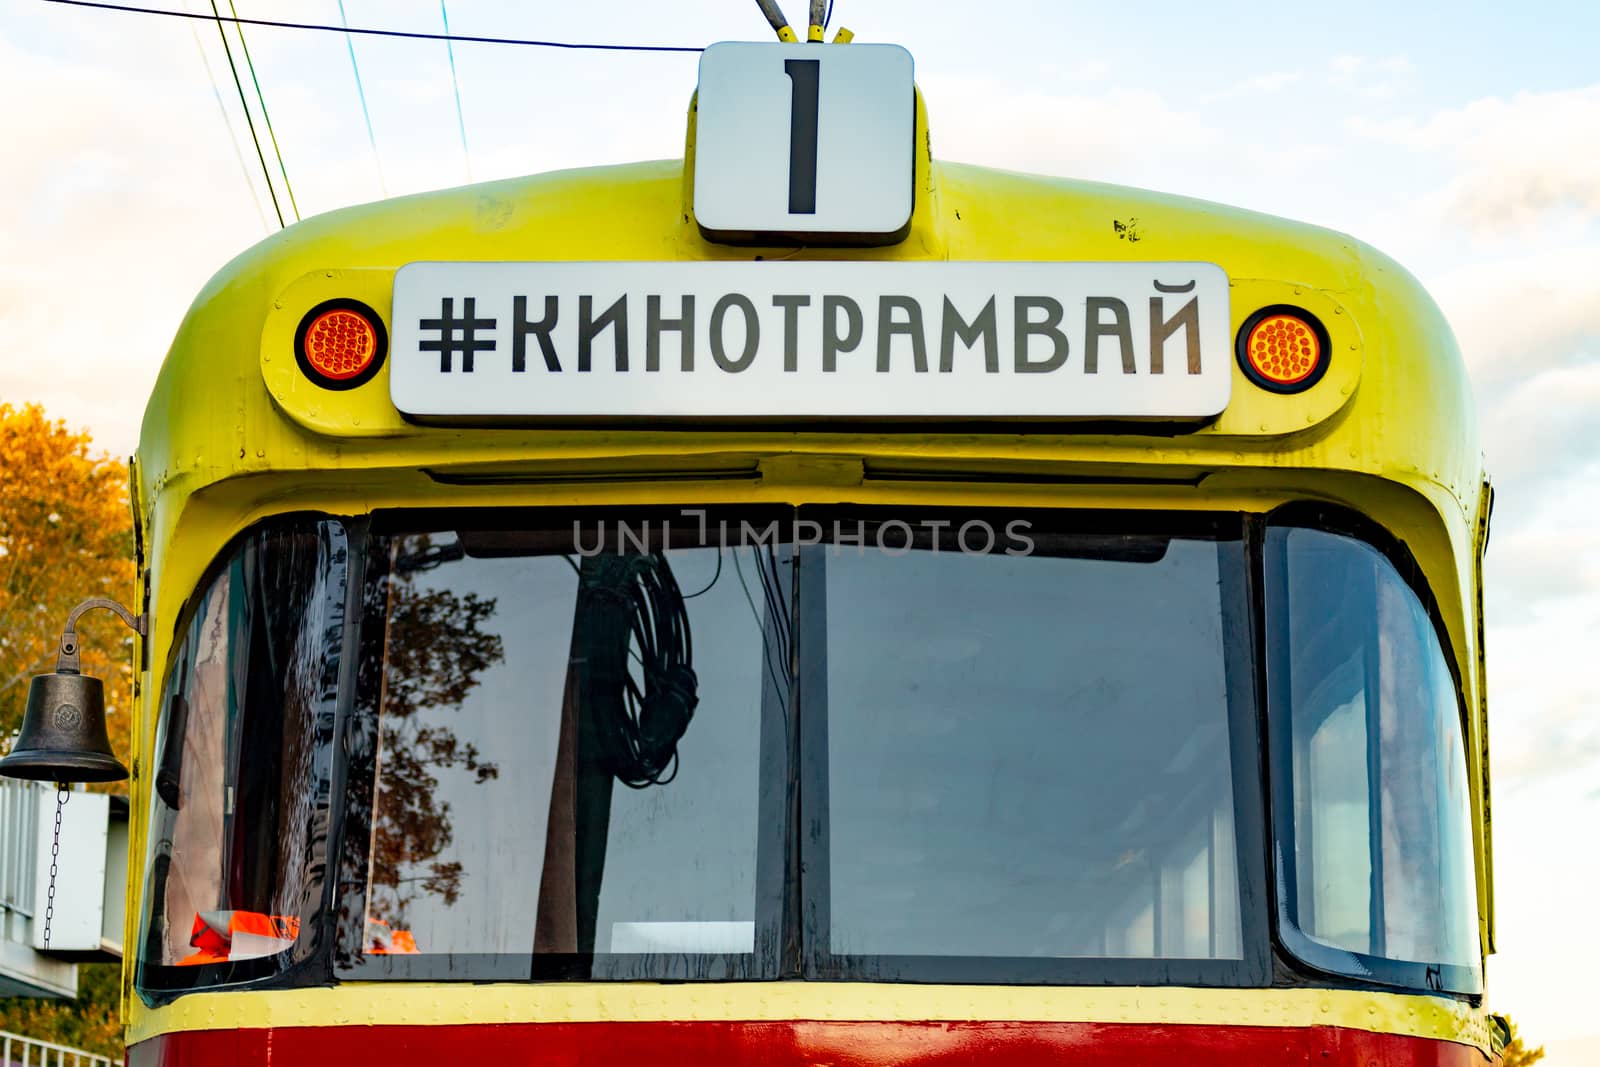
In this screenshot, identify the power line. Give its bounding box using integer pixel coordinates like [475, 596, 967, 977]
[204, 0, 284, 227]
[41, 0, 706, 52]
[188, 21, 270, 233]
[337, 0, 387, 197]
[440, 0, 472, 183]
[223, 0, 299, 221]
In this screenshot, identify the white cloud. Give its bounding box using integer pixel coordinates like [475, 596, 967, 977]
[1353, 85, 1600, 234]
[919, 74, 1220, 184]
[1479, 360, 1600, 486]
[1477, 457, 1600, 841]
[0, 21, 270, 456]
[1330, 54, 1364, 79]
[1328, 53, 1414, 99]
[1036, 59, 1112, 83]
[1488, 773, 1600, 1048]
[1426, 243, 1600, 401]
[1203, 70, 1303, 102]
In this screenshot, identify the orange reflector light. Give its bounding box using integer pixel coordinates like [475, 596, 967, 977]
[294, 299, 387, 390]
[1236, 305, 1330, 394]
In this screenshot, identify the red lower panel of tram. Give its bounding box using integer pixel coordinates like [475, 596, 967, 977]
[130, 1019, 1491, 1066]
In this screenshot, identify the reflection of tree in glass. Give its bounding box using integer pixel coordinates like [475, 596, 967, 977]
[368, 535, 505, 929]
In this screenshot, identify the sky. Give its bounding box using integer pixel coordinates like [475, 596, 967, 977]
[2, 0, 1598, 1060]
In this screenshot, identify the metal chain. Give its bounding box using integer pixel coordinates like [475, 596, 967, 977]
[43, 785, 68, 951]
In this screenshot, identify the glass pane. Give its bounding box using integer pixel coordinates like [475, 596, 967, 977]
[819, 521, 1242, 961]
[138, 520, 346, 988]
[1271, 527, 1481, 991]
[349, 517, 780, 978]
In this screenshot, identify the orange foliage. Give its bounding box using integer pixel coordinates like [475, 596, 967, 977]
[0, 962, 122, 1058]
[0, 404, 136, 766]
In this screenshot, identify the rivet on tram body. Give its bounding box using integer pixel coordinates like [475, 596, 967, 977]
[1333, 306, 1343, 314]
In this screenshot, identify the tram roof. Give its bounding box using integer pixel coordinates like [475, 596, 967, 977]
[136, 142, 1484, 528]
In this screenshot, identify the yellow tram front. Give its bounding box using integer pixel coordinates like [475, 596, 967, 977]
[117, 37, 1499, 1067]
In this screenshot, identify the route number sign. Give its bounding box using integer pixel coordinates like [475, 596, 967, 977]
[693, 42, 915, 244]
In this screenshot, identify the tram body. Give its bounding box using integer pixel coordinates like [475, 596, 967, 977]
[121, 41, 1499, 1066]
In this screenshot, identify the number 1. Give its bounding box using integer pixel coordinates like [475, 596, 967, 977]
[785, 59, 820, 215]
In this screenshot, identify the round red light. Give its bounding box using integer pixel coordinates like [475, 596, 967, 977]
[303, 309, 377, 380]
[294, 299, 387, 390]
[1235, 306, 1330, 394]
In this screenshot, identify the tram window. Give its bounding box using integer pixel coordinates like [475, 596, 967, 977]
[339, 513, 784, 980]
[1267, 526, 1482, 994]
[807, 513, 1251, 979]
[136, 519, 348, 995]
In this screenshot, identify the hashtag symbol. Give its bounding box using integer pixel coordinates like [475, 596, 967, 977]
[419, 297, 497, 372]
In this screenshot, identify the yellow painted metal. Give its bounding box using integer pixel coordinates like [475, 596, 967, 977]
[123, 84, 1491, 1047]
[125, 982, 1498, 1053]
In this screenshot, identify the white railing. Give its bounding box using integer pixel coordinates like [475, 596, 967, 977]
[0, 781, 40, 916]
[0, 1030, 113, 1067]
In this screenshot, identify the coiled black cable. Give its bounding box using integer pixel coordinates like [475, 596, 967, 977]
[574, 553, 699, 788]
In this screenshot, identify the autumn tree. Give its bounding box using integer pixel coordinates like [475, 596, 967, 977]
[365, 534, 505, 930]
[0, 962, 120, 1059]
[1500, 1016, 1545, 1067]
[0, 405, 133, 1059]
[0, 403, 135, 765]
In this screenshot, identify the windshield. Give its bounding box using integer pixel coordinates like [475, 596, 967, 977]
[1265, 525, 1482, 994]
[137, 519, 348, 995]
[330, 508, 1264, 985]
[135, 506, 1483, 998]
[802, 512, 1256, 982]
[336, 511, 788, 980]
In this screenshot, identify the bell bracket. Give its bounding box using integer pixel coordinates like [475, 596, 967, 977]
[55, 598, 146, 675]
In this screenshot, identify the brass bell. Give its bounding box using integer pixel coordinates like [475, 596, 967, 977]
[0, 598, 142, 784]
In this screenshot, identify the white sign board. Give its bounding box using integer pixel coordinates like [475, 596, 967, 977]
[693, 41, 914, 243]
[389, 261, 1231, 420]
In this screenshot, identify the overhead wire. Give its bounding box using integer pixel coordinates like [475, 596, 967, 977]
[43, 0, 705, 52]
[731, 548, 790, 706]
[204, 0, 284, 227]
[188, 21, 271, 233]
[440, 1, 473, 183]
[336, 0, 388, 197]
[759, 544, 793, 674]
[223, 0, 299, 221]
[681, 549, 722, 599]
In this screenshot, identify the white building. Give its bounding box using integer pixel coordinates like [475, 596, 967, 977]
[0, 781, 127, 998]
